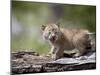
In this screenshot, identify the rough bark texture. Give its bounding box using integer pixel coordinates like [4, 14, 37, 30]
[11, 51, 96, 74]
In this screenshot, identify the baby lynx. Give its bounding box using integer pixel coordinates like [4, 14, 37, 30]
[41, 23, 95, 60]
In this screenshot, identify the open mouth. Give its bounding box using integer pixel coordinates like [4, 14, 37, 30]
[50, 36, 56, 43]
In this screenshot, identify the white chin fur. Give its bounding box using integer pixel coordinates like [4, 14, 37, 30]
[43, 36, 47, 40]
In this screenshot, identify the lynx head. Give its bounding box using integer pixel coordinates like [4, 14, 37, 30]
[41, 23, 61, 43]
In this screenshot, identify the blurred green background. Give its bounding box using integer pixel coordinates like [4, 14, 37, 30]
[11, 1, 96, 54]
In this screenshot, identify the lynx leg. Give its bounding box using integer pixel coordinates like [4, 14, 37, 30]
[51, 48, 64, 60]
[50, 46, 56, 54]
[48, 46, 58, 60]
[73, 47, 86, 57]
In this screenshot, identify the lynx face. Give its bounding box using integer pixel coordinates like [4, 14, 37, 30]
[41, 24, 61, 43]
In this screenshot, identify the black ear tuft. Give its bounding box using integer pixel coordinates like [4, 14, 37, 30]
[56, 22, 60, 27]
[41, 25, 46, 31]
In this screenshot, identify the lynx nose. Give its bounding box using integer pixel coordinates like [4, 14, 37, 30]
[52, 33, 55, 37]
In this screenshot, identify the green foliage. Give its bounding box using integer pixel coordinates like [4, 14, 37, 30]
[11, 1, 96, 54]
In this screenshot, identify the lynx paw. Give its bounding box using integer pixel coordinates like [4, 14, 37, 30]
[73, 53, 81, 57]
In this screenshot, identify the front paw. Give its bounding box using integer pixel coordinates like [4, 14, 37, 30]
[51, 54, 60, 60]
[73, 53, 81, 58]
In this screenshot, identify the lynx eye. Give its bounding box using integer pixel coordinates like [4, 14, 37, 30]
[55, 31, 58, 34]
[48, 31, 51, 34]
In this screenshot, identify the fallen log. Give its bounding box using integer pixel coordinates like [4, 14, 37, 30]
[11, 51, 96, 74]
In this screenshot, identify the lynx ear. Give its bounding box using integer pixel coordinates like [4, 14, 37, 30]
[56, 22, 60, 27]
[41, 25, 46, 31]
